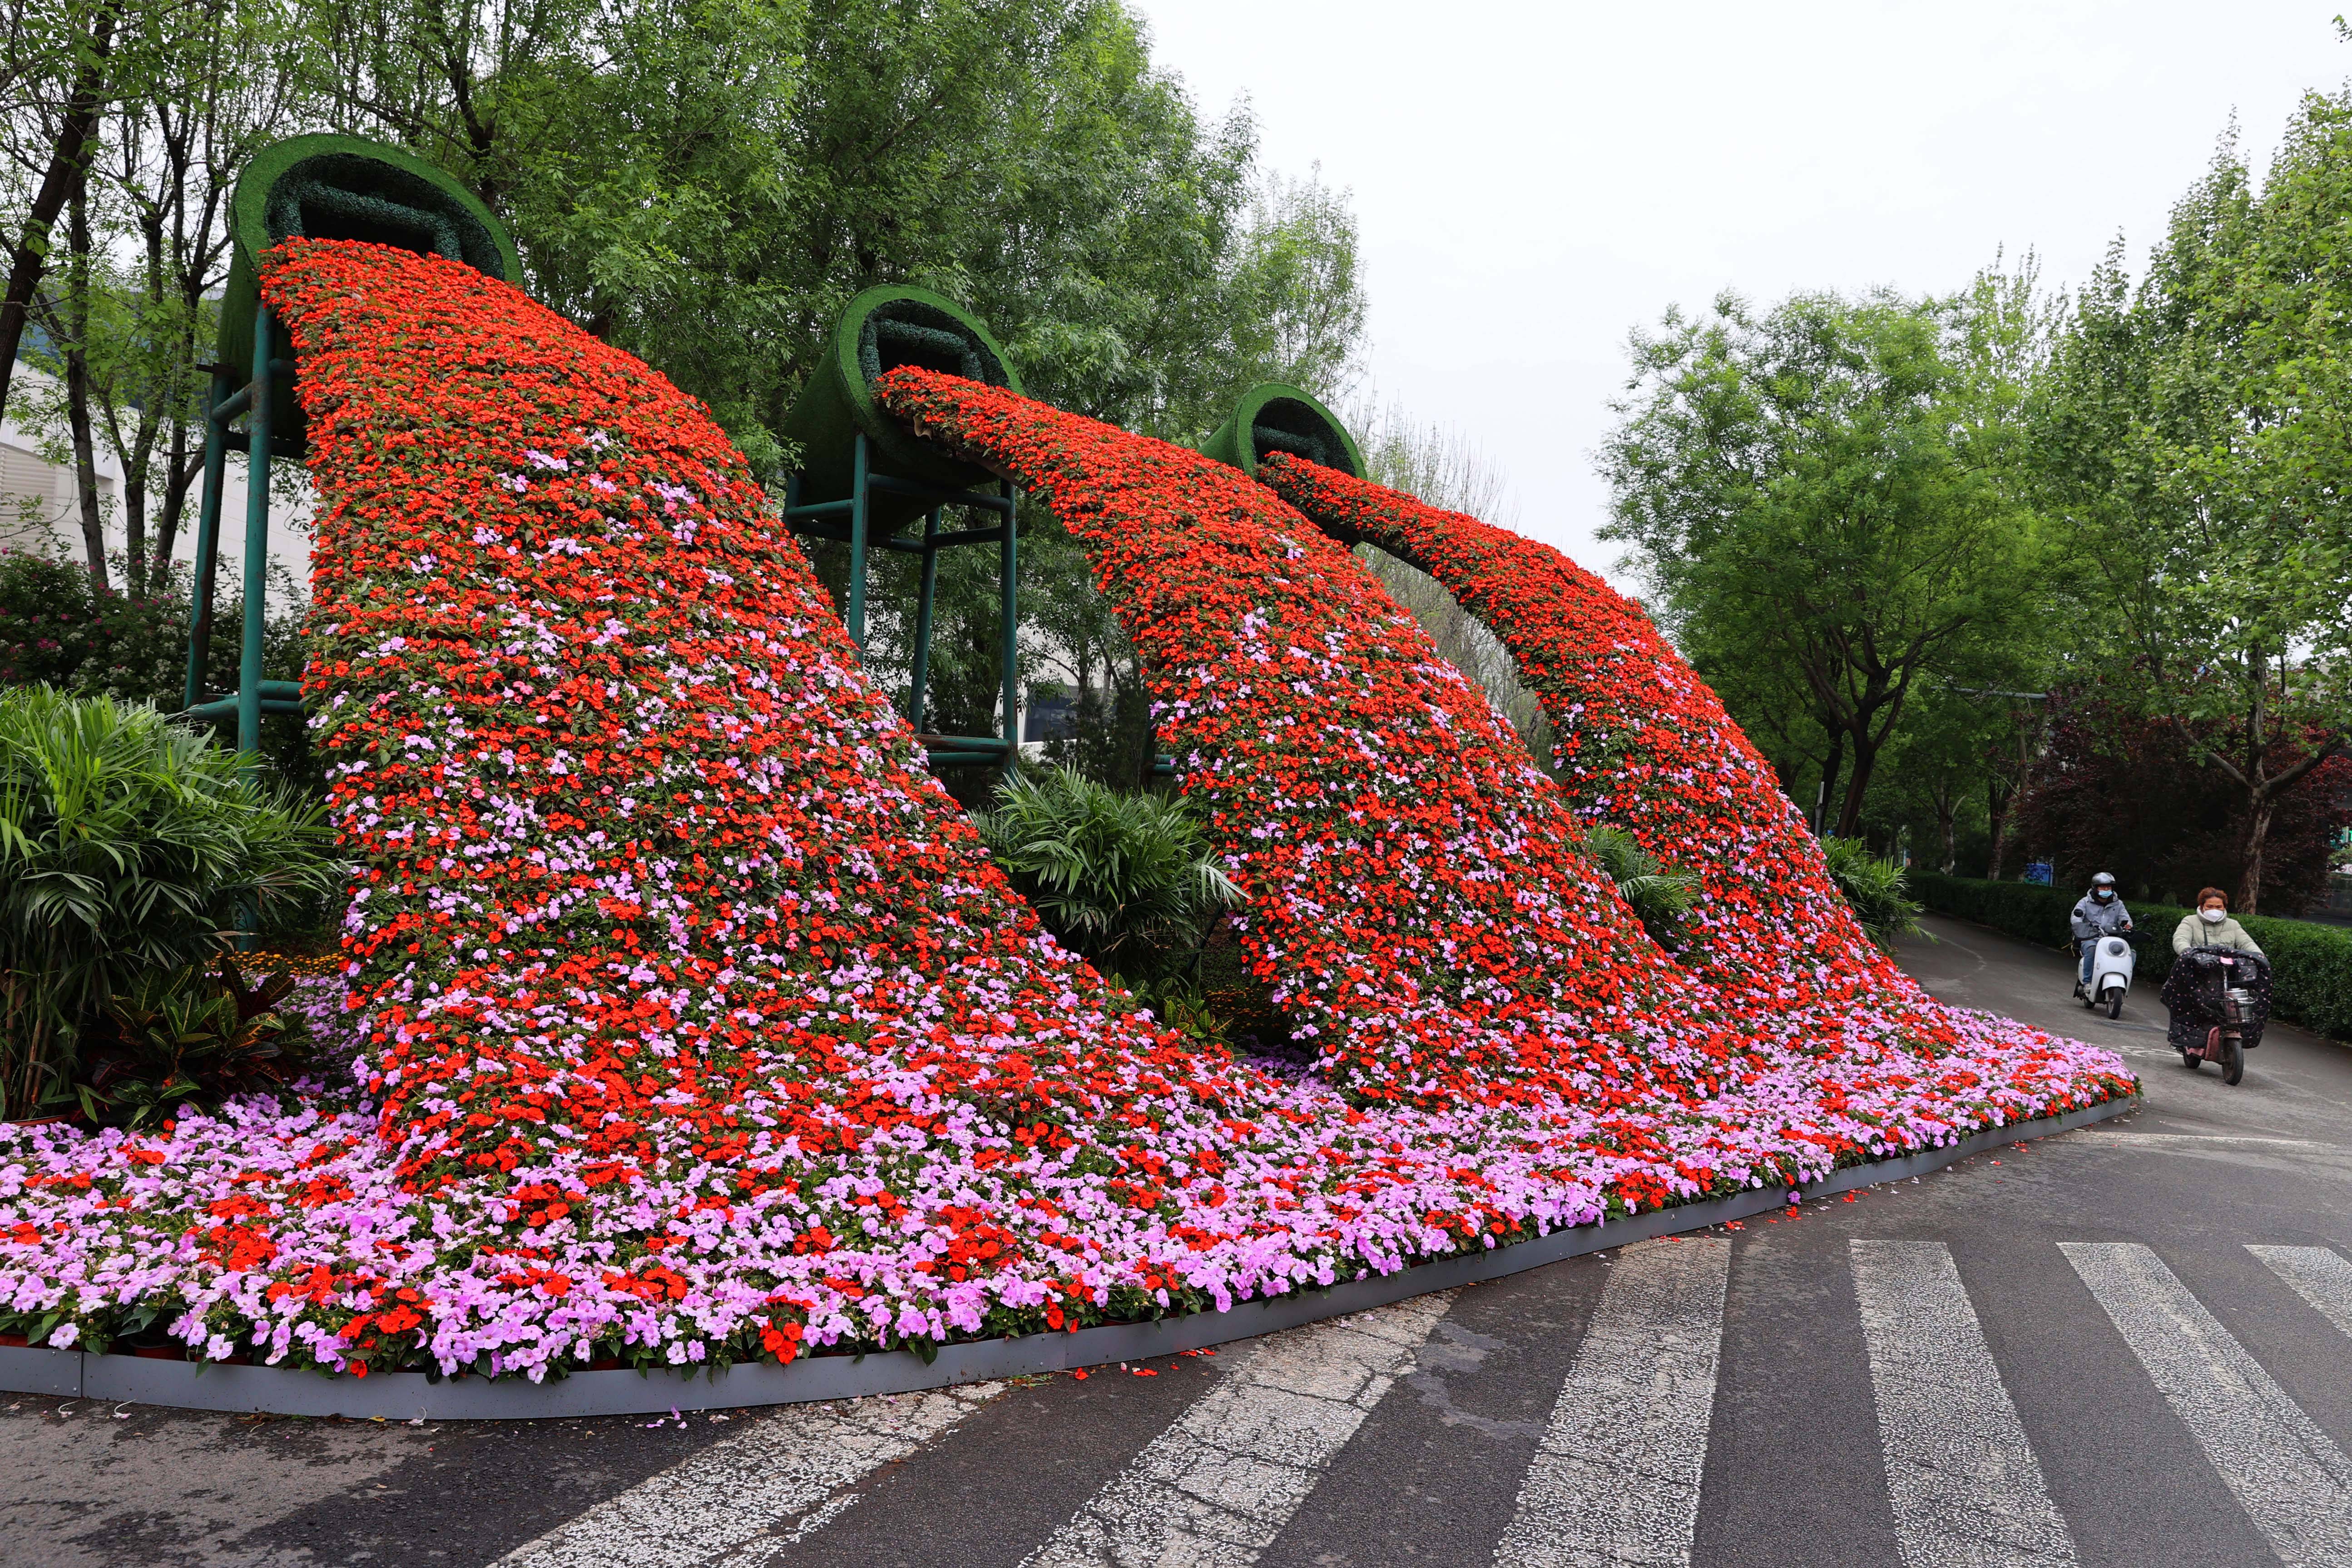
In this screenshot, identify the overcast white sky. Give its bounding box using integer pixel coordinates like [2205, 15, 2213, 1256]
[1129, 0, 2346, 584]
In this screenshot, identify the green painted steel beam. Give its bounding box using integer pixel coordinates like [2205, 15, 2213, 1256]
[786, 519, 928, 555]
[180, 697, 306, 722]
[238, 307, 274, 774]
[183, 367, 233, 712]
[865, 472, 1014, 514]
[998, 492, 1019, 780]
[908, 508, 941, 732]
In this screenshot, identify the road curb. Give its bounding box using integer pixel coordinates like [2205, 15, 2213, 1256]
[0, 1095, 2134, 1420]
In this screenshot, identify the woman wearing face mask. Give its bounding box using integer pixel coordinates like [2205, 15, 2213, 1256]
[2174, 888, 2265, 959]
[2070, 872, 2132, 1000]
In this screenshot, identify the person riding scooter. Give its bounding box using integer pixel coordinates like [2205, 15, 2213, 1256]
[2070, 872, 2133, 1000]
[2172, 887, 2265, 961]
[2164, 887, 2272, 1083]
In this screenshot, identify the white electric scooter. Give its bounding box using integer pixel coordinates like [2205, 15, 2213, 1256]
[2077, 932, 2137, 1020]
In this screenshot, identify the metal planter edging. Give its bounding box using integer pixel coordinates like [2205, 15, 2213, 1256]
[0, 1095, 2133, 1420]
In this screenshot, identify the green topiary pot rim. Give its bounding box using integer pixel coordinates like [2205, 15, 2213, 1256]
[215, 135, 520, 455]
[782, 285, 1023, 515]
[1200, 383, 1364, 480]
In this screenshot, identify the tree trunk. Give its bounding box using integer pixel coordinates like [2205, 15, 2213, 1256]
[1933, 779, 1958, 875]
[1816, 729, 1845, 836]
[2239, 793, 2273, 916]
[1986, 774, 2014, 881]
[0, 5, 119, 431]
[63, 193, 106, 586]
[155, 426, 196, 572]
[1833, 722, 1883, 840]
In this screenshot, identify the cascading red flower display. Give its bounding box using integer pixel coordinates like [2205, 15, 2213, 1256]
[0, 245, 2132, 1381]
[874, 366, 1740, 1113]
[1249, 453, 1890, 1001]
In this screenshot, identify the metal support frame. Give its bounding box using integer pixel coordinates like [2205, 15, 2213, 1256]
[177, 308, 305, 944]
[180, 307, 297, 761]
[784, 430, 1020, 776]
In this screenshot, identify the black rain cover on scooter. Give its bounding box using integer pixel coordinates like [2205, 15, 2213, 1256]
[2162, 948, 2273, 1054]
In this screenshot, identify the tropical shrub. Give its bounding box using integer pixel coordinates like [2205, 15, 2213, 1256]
[1576, 824, 1698, 951]
[77, 962, 302, 1129]
[1820, 837, 1925, 954]
[975, 766, 1240, 984]
[0, 688, 342, 1116]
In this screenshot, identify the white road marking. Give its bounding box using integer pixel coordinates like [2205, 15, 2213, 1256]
[2064, 1242, 2352, 1567]
[493, 1382, 1003, 1568]
[1492, 1237, 1731, 1568]
[1018, 1292, 1455, 1568]
[2091, 1134, 2322, 1149]
[1850, 1241, 2076, 1567]
[2252, 1246, 2352, 1342]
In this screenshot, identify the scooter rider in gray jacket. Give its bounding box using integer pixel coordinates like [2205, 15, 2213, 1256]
[2070, 872, 2134, 999]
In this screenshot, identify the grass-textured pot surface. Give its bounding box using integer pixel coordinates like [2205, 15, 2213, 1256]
[1200, 383, 1364, 483]
[780, 285, 1021, 533]
[215, 134, 519, 457]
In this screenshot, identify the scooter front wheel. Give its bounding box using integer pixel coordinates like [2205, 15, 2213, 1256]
[2105, 986, 2124, 1020]
[2221, 1032, 2245, 1086]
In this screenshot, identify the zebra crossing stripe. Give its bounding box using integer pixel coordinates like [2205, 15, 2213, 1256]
[1491, 1237, 1731, 1568]
[2251, 1246, 2352, 1343]
[2063, 1242, 2352, 1568]
[1017, 1291, 1455, 1568]
[492, 1382, 1003, 1568]
[1850, 1241, 2076, 1567]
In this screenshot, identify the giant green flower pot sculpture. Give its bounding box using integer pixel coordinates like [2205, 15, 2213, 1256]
[779, 285, 1022, 532]
[214, 134, 520, 457]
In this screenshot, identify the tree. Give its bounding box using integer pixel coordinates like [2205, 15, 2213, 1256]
[2, 0, 1369, 773]
[291, 0, 1361, 463]
[2034, 104, 2352, 912]
[1601, 277, 2048, 838]
[0, 0, 121, 435]
[5, 0, 297, 587]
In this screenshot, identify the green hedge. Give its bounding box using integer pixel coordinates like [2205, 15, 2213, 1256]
[1911, 872, 2352, 1043]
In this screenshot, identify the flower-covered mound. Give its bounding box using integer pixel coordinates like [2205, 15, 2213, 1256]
[1251, 452, 1888, 998]
[0, 242, 2132, 1384]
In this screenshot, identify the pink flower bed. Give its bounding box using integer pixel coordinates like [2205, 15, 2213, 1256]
[0, 244, 2131, 1381]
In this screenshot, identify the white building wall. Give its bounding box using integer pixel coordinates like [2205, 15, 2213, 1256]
[1, 361, 312, 599]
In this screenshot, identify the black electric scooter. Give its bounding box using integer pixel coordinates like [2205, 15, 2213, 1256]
[2162, 948, 2271, 1087]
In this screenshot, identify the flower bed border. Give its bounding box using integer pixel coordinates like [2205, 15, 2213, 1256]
[0, 1094, 2132, 1419]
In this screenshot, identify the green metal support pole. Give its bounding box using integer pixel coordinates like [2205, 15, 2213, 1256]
[999, 490, 1018, 779]
[908, 506, 941, 731]
[182, 366, 233, 712]
[847, 430, 868, 653]
[238, 307, 273, 772]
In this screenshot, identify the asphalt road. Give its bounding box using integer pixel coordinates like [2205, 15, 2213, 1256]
[8, 911, 2352, 1568]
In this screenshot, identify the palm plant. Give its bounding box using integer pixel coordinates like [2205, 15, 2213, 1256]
[975, 767, 1242, 986]
[1819, 836, 1926, 953]
[1577, 823, 1701, 951]
[0, 688, 343, 1117]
